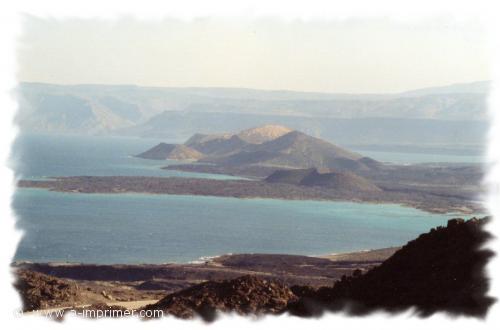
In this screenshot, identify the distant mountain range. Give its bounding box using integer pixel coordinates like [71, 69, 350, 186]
[16, 81, 489, 148]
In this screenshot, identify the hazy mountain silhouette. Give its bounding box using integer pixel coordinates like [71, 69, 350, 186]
[17, 82, 488, 144]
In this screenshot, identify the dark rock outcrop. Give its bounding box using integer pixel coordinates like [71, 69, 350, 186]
[144, 217, 494, 320]
[143, 275, 297, 321]
[14, 217, 493, 319]
[14, 270, 81, 311]
[288, 217, 494, 317]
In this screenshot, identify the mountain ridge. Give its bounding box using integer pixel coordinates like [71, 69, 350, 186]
[236, 124, 293, 144]
[17, 81, 489, 136]
[138, 126, 374, 172]
[20, 80, 490, 98]
[136, 143, 204, 161]
[206, 130, 367, 170]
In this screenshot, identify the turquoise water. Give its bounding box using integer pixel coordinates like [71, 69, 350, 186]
[10, 133, 239, 180]
[13, 188, 455, 264]
[11, 134, 482, 181]
[11, 133, 475, 264]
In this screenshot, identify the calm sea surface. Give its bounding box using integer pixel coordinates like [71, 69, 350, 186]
[10, 134, 238, 180]
[11, 133, 478, 264]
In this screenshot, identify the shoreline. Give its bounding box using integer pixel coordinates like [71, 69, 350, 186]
[17, 185, 452, 214]
[12, 247, 401, 267]
[17, 176, 483, 214]
[13, 248, 401, 310]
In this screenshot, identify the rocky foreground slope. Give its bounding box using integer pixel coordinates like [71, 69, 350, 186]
[14, 249, 396, 313]
[14, 270, 82, 311]
[142, 217, 493, 320]
[14, 218, 492, 319]
[143, 276, 296, 320]
[288, 217, 494, 317]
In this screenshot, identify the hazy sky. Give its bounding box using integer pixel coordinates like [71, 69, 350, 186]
[17, 17, 489, 93]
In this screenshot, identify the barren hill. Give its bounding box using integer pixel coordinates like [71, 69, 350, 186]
[212, 131, 369, 171]
[13, 218, 492, 318]
[289, 217, 494, 317]
[138, 126, 375, 172]
[184, 133, 232, 146]
[184, 125, 293, 155]
[141, 217, 493, 320]
[15, 270, 82, 311]
[265, 168, 382, 194]
[136, 143, 203, 161]
[264, 168, 318, 185]
[236, 124, 293, 144]
[186, 135, 249, 156]
[143, 275, 296, 320]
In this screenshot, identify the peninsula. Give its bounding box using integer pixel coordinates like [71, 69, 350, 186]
[19, 125, 485, 214]
[19, 174, 481, 214]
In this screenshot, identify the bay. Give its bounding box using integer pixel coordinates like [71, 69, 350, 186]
[14, 188, 454, 264]
[10, 133, 476, 264]
[10, 133, 238, 180]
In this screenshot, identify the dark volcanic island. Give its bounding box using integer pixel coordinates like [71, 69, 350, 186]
[19, 126, 485, 214]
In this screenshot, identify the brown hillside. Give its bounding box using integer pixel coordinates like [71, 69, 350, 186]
[300, 169, 382, 193]
[288, 217, 494, 317]
[266, 168, 381, 193]
[214, 131, 368, 171]
[143, 275, 296, 321]
[136, 143, 204, 160]
[14, 270, 81, 311]
[237, 124, 293, 144]
[189, 135, 249, 157]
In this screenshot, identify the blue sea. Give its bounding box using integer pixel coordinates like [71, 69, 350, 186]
[11, 133, 480, 264]
[10, 133, 238, 180]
